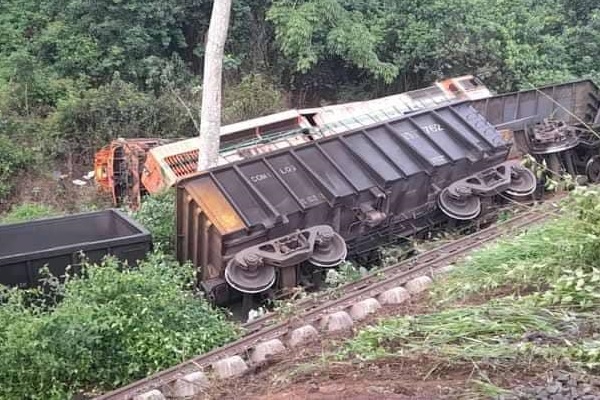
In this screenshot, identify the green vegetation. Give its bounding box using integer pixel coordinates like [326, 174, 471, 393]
[341, 188, 600, 394]
[1, 0, 599, 205]
[1, 1, 600, 397]
[342, 301, 579, 362]
[0, 134, 34, 200]
[130, 190, 176, 252]
[325, 261, 367, 287]
[0, 202, 59, 223]
[268, 0, 600, 90]
[0, 252, 239, 399]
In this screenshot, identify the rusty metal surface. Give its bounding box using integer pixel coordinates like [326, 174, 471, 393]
[95, 208, 550, 400]
[183, 178, 245, 234]
[93, 138, 173, 208]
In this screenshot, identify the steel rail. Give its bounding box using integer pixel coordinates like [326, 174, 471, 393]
[96, 208, 552, 400]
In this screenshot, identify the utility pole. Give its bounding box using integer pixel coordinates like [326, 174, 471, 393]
[197, 0, 233, 171]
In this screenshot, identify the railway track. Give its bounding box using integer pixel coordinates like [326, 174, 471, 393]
[96, 206, 554, 400]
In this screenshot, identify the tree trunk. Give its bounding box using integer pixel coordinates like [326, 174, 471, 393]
[197, 0, 233, 171]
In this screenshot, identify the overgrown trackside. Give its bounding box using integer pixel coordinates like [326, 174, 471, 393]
[0, 252, 240, 399]
[0, 133, 34, 201]
[341, 188, 600, 396]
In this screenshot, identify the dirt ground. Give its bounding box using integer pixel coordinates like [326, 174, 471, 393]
[2, 162, 111, 214]
[202, 291, 550, 400]
[203, 323, 547, 400]
[214, 356, 550, 400]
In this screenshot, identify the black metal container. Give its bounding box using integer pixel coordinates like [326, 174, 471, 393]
[177, 102, 535, 304]
[0, 209, 152, 288]
[471, 79, 600, 130]
[472, 79, 600, 180]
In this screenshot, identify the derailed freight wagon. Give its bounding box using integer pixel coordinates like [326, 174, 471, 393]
[0, 210, 152, 288]
[472, 79, 600, 179]
[177, 102, 536, 305]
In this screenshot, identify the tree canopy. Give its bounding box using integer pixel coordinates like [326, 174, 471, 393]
[1, 0, 600, 202]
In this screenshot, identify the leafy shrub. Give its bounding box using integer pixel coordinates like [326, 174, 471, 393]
[130, 190, 176, 253]
[0, 134, 34, 201]
[0, 114, 49, 156]
[0, 252, 239, 399]
[0, 47, 88, 119]
[0, 203, 59, 223]
[50, 77, 195, 163]
[223, 73, 285, 123]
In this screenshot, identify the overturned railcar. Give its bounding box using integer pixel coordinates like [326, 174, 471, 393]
[472, 79, 600, 179]
[177, 103, 535, 305]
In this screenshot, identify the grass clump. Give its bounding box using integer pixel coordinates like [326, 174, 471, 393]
[341, 300, 577, 362]
[342, 296, 600, 375]
[342, 188, 600, 392]
[432, 189, 600, 305]
[0, 202, 59, 223]
[0, 251, 239, 399]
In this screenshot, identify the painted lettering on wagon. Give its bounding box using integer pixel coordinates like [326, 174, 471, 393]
[421, 123, 443, 134]
[249, 172, 272, 183]
[298, 193, 326, 206]
[278, 165, 297, 175]
[400, 123, 444, 140]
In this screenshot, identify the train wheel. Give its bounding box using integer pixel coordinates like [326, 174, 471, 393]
[586, 156, 600, 183]
[225, 259, 276, 294]
[438, 188, 481, 220]
[506, 165, 537, 197]
[309, 229, 348, 267]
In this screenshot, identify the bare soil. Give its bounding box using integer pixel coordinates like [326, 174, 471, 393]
[203, 337, 547, 400]
[2, 162, 111, 214]
[201, 289, 552, 400]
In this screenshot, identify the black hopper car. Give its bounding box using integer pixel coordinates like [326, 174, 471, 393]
[176, 102, 537, 305]
[4, 79, 600, 303]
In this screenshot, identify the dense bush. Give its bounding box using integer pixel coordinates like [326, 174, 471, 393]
[223, 73, 285, 123]
[49, 77, 196, 163]
[0, 59, 82, 117]
[131, 190, 176, 253]
[0, 252, 239, 399]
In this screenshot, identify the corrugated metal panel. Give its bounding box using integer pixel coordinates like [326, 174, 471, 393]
[179, 102, 507, 233]
[471, 79, 600, 130]
[147, 78, 490, 193]
[306, 87, 455, 132]
[146, 128, 322, 188]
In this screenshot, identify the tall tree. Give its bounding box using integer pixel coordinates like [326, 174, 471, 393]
[197, 0, 232, 171]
